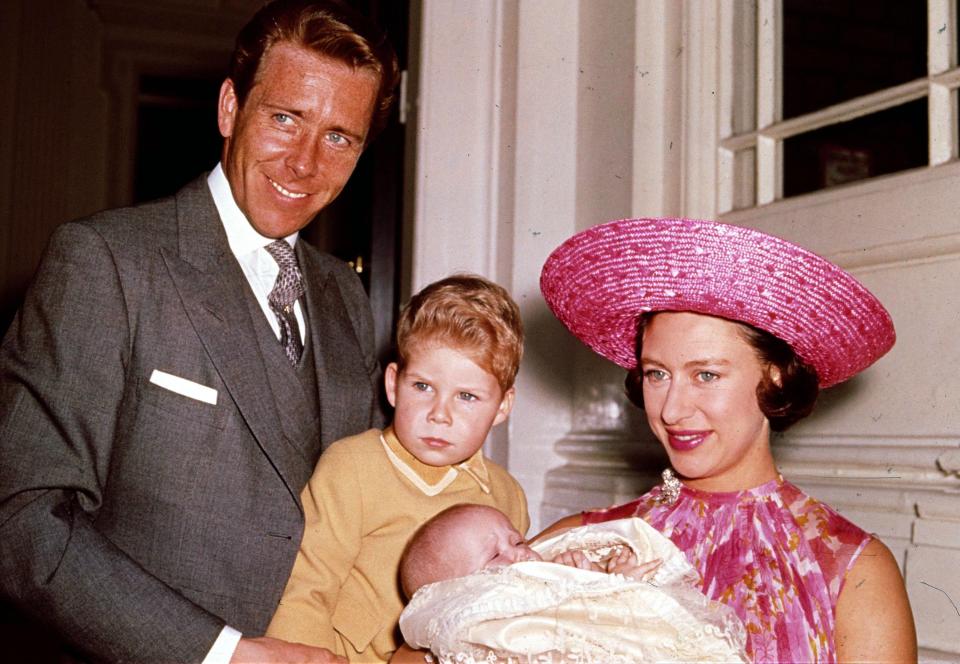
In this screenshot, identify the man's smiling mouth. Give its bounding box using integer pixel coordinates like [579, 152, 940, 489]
[267, 176, 309, 199]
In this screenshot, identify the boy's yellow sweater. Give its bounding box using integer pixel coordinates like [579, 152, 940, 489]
[265, 426, 529, 662]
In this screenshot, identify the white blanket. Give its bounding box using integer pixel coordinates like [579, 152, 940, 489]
[399, 518, 748, 664]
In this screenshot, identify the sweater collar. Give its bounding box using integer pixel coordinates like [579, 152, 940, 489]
[380, 426, 491, 496]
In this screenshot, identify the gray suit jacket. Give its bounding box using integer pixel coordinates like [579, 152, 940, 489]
[0, 176, 384, 662]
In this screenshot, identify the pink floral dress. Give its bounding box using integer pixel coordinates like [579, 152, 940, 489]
[584, 475, 871, 663]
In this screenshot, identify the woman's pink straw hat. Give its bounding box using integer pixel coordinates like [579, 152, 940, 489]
[539, 217, 895, 388]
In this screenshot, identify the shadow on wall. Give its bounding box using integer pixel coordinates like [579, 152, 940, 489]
[520, 302, 583, 403]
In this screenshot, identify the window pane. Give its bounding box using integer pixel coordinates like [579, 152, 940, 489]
[734, 148, 757, 210]
[733, 0, 757, 134]
[783, 0, 926, 119]
[783, 99, 928, 198]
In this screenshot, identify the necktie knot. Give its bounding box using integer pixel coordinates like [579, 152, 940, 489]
[265, 239, 304, 365]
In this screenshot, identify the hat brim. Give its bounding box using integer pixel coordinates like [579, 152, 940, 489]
[539, 218, 895, 388]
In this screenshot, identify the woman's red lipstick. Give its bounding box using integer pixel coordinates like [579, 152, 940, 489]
[667, 430, 709, 451]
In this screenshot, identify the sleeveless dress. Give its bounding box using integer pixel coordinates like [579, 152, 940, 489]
[584, 475, 871, 663]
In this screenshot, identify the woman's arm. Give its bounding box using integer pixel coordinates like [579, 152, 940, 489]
[528, 512, 586, 544]
[835, 537, 917, 663]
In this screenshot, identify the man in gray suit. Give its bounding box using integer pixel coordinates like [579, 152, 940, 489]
[0, 1, 397, 661]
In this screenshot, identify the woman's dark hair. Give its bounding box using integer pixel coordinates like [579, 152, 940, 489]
[624, 312, 820, 432]
[229, 0, 400, 141]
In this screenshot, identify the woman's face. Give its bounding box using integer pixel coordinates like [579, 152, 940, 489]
[639, 311, 777, 491]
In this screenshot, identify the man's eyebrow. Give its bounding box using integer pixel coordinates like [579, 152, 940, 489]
[261, 102, 305, 118]
[327, 123, 366, 141]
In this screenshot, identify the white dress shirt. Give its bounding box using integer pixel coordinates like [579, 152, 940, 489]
[207, 163, 306, 345]
[201, 163, 307, 663]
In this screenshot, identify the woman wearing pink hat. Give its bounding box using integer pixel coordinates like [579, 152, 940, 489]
[538, 218, 917, 663]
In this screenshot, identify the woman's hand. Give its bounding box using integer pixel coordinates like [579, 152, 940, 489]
[528, 513, 585, 545]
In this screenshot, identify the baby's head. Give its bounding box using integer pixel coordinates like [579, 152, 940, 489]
[386, 274, 524, 467]
[399, 504, 541, 598]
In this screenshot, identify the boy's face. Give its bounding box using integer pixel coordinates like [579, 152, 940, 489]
[385, 342, 514, 467]
[448, 507, 541, 578]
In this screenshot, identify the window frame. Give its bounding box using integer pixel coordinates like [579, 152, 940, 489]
[716, 0, 959, 213]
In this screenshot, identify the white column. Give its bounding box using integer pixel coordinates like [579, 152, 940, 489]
[412, 0, 509, 287]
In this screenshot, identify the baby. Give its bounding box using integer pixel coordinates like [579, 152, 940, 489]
[399, 503, 658, 598]
[398, 505, 749, 664]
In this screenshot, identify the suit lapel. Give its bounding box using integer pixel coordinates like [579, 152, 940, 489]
[161, 177, 307, 505]
[299, 246, 373, 447]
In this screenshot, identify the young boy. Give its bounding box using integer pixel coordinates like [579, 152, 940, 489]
[396, 505, 748, 664]
[265, 274, 529, 663]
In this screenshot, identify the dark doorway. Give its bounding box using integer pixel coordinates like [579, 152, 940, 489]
[305, 0, 410, 365]
[134, 74, 224, 204]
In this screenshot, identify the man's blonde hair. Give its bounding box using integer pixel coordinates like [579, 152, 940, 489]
[395, 274, 524, 392]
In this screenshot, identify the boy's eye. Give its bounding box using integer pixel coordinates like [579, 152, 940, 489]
[698, 371, 719, 382]
[413, 382, 430, 391]
[458, 392, 478, 402]
[273, 113, 292, 124]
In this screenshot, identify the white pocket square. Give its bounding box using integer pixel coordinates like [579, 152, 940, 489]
[149, 370, 218, 405]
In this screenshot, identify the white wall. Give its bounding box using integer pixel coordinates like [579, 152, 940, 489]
[413, 1, 960, 658]
[413, 0, 697, 532]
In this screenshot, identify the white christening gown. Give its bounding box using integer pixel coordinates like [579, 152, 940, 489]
[399, 517, 748, 664]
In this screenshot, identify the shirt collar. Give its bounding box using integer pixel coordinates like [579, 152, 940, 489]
[207, 162, 298, 260]
[380, 426, 491, 496]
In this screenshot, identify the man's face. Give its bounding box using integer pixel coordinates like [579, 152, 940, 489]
[217, 41, 380, 238]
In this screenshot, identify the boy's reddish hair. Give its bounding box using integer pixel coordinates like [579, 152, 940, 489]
[395, 274, 524, 392]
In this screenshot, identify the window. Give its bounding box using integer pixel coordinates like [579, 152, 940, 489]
[718, 0, 950, 212]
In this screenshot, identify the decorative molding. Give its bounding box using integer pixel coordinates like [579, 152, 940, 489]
[826, 232, 960, 273]
[543, 429, 960, 515]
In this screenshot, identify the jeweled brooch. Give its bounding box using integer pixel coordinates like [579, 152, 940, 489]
[656, 468, 681, 505]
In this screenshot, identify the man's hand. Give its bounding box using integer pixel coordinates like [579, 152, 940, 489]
[388, 643, 430, 663]
[230, 636, 347, 663]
